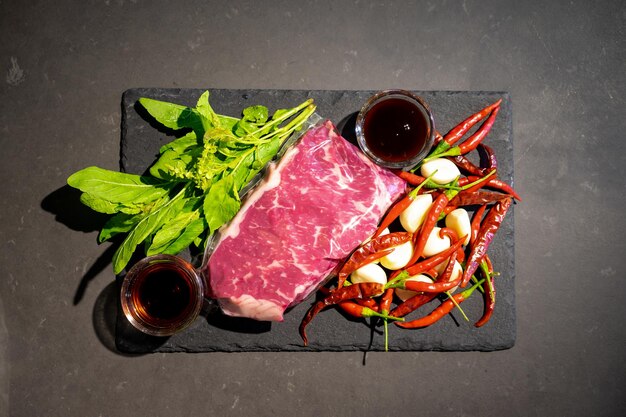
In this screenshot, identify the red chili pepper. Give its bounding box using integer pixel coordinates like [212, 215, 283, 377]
[434, 130, 443, 145]
[449, 155, 484, 177]
[398, 275, 461, 294]
[458, 106, 500, 154]
[456, 247, 465, 263]
[337, 301, 397, 321]
[443, 99, 502, 147]
[355, 297, 380, 312]
[337, 231, 411, 288]
[395, 170, 426, 186]
[478, 144, 498, 172]
[464, 176, 521, 201]
[372, 194, 412, 238]
[438, 227, 459, 241]
[424, 268, 439, 279]
[379, 288, 394, 314]
[300, 283, 384, 346]
[450, 190, 509, 207]
[390, 244, 460, 294]
[461, 198, 512, 287]
[486, 178, 521, 202]
[438, 247, 459, 283]
[441, 204, 458, 217]
[390, 293, 437, 318]
[470, 204, 487, 245]
[475, 256, 496, 328]
[407, 192, 449, 265]
[395, 279, 483, 329]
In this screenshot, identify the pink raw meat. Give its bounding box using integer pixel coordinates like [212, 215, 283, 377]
[205, 120, 406, 321]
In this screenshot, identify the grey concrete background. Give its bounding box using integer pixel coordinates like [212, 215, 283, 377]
[0, 0, 624, 416]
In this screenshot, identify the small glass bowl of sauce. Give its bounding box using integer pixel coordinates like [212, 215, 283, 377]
[355, 90, 435, 169]
[120, 254, 206, 337]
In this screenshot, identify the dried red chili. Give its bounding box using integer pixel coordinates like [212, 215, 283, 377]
[430, 99, 502, 156]
[389, 244, 460, 295]
[390, 293, 437, 318]
[458, 106, 500, 154]
[450, 190, 509, 207]
[337, 231, 411, 288]
[463, 175, 521, 201]
[337, 300, 401, 322]
[395, 170, 426, 186]
[461, 198, 512, 287]
[470, 204, 487, 245]
[355, 297, 380, 312]
[379, 288, 394, 314]
[478, 144, 498, 172]
[408, 192, 449, 265]
[395, 279, 483, 329]
[475, 256, 496, 328]
[449, 155, 484, 177]
[300, 282, 384, 346]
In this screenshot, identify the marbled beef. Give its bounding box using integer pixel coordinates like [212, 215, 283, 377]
[205, 120, 406, 321]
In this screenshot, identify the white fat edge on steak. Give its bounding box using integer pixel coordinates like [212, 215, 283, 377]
[220, 294, 284, 322]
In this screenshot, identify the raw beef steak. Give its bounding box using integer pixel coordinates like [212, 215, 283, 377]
[205, 120, 406, 321]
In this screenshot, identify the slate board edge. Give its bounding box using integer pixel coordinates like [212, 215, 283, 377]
[116, 88, 516, 354]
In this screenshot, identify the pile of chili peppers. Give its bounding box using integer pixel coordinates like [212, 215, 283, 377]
[299, 99, 520, 349]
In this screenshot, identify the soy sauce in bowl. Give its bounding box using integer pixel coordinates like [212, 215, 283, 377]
[133, 264, 194, 324]
[356, 90, 435, 169]
[121, 254, 205, 336]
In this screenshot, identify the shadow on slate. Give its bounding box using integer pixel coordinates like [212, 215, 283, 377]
[115, 88, 516, 353]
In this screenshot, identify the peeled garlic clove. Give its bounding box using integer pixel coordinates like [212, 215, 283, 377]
[395, 274, 433, 302]
[445, 208, 471, 245]
[380, 240, 414, 270]
[423, 227, 451, 257]
[399, 194, 433, 233]
[350, 263, 388, 285]
[420, 158, 461, 185]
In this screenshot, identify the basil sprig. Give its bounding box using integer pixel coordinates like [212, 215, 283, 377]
[68, 91, 316, 274]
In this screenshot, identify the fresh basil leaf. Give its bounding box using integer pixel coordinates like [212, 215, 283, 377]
[146, 207, 200, 255]
[159, 131, 199, 154]
[255, 137, 282, 166]
[203, 176, 240, 235]
[229, 149, 256, 191]
[159, 218, 206, 255]
[79, 193, 123, 215]
[195, 90, 222, 132]
[147, 209, 202, 256]
[99, 212, 143, 243]
[149, 149, 198, 180]
[112, 187, 187, 274]
[242, 105, 268, 124]
[138, 97, 198, 131]
[68, 167, 172, 205]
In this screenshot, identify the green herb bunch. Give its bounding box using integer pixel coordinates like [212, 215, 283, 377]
[67, 91, 316, 274]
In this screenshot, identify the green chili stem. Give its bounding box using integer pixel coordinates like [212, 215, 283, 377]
[362, 307, 404, 322]
[445, 290, 469, 321]
[254, 99, 315, 139]
[460, 169, 496, 191]
[384, 270, 410, 289]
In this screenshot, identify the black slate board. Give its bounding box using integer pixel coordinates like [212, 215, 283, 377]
[115, 88, 515, 353]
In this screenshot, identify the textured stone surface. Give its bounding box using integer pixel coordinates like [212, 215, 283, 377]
[117, 88, 515, 352]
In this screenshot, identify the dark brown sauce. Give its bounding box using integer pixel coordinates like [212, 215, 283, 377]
[132, 263, 194, 324]
[363, 97, 429, 162]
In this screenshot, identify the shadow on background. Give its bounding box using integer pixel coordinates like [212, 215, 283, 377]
[41, 184, 120, 305]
